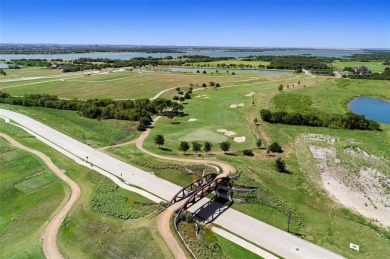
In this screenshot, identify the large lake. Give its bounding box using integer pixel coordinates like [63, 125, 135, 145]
[348, 97, 390, 124]
[0, 49, 364, 61]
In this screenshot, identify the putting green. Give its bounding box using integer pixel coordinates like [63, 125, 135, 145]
[178, 128, 227, 142]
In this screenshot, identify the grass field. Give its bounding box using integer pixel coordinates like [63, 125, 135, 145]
[332, 60, 388, 73]
[0, 135, 67, 259]
[1, 68, 255, 99]
[192, 59, 270, 68]
[1, 67, 64, 79]
[141, 77, 390, 258]
[0, 121, 173, 259]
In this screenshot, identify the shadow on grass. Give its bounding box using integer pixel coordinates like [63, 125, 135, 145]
[159, 147, 172, 152]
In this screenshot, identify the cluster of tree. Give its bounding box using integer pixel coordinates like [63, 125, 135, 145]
[0, 69, 6, 75]
[178, 141, 213, 154]
[348, 51, 390, 62]
[9, 59, 52, 67]
[260, 109, 380, 130]
[0, 92, 182, 131]
[346, 67, 390, 80]
[266, 56, 333, 70]
[0, 44, 185, 54]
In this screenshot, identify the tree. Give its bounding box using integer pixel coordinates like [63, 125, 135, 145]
[256, 139, 262, 149]
[215, 82, 220, 87]
[203, 142, 213, 154]
[275, 157, 287, 172]
[278, 84, 284, 91]
[154, 135, 164, 148]
[268, 142, 282, 153]
[176, 87, 180, 91]
[232, 72, 235, 75]
[184, 93, 191, 99]
[166, 112, 175, 123]
[242, 149, 254, 156]
[197, 70, 200, 73]
[209, 81, 215, 87]
[179, 141, 190, 154]
[203, 70, 207, 74]
[192, 141, 202, 154]
[202, 83, 207, 88]
[219, 141, 231, 154]
[0, 69, 6, 76]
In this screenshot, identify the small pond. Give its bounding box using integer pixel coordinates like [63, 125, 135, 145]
[348, 97, 390, 124]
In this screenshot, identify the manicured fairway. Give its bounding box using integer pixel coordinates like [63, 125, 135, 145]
[1, 68, 256, 99]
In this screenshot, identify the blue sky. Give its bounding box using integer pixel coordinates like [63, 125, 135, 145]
[1, 0, 389, 48]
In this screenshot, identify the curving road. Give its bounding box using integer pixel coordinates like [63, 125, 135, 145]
[0, 109, 344, 259]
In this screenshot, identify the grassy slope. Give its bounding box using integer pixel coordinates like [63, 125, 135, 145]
[332, 60, 388, 73]
[2, 67, 64, 79]
[0, 105, 139, 148]
[0, 121, 173, 259]
[0, 129, 67, 259]
[142, 77, 390, 258]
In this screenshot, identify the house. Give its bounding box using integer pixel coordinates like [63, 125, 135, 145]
[354, 66, 370, 75]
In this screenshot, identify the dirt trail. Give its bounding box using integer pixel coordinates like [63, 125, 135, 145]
[157, 203, 188, 259]
[0, 133, 80, 259]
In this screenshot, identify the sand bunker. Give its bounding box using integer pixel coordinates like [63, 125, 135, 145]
[217, 129, 236, 136]
[229, 103, 245, 108]
[188, 118, 197, 122]
[245, 92, 255, 97]
[233, 136, 246, 143]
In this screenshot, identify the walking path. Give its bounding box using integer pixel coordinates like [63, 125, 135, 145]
[0, 133, 80, 259]
[0, 109, 344, 259]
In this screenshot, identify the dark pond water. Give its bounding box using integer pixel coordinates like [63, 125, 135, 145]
[348, 97, 390, 124]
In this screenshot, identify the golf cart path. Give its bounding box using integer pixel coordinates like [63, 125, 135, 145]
[0, 133, 80, 259]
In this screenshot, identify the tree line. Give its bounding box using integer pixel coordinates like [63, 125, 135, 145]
[0, 92, 183, 131]
[260, 109, 380, 130]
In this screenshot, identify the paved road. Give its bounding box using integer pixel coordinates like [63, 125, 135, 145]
[0, 109, 344, 259]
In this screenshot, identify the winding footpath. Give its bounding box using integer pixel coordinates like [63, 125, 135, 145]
[0, 108, 344, 259]
[0, 133, 80, 259]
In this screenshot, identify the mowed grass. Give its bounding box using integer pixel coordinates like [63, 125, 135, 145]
[0, 105, 139, 148]
[143, 74, 307, 155]
[1, 67, 64, 79]
[332, 60, 388, 73]
[0, 121, 173, 259]
[193, 59, 270, 68]
[0, 136, 67, 259]
[143, 76, 390, 258]
[1, 69, 254, 99]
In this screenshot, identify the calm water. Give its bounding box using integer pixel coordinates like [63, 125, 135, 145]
[169, 67, 293, 75]
[348, 97, 390, 124]
[0, 64, 8, 68]
[0, 49, 364, 61]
